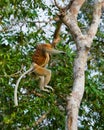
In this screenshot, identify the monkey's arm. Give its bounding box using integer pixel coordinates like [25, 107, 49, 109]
[14, 64, 34, 106]
[46, 48, 65, 54]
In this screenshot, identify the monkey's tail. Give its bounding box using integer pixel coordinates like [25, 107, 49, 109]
[14, 64, 34, 106]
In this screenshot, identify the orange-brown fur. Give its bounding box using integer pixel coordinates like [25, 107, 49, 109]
[32, 44, 51, 67]
[31, 21, 62, 91]
[14, 21, 63, 106]
[32, 43, 64, 92]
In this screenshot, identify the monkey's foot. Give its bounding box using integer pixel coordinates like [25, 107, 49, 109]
[41, 88, 50, 93]
[45, 85, 54, 92]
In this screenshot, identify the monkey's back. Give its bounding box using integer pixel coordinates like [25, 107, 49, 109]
[32, 44, 49, 67]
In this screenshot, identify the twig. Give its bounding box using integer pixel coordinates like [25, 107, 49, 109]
[66, 0, 75, 10]
[54, 0, 74, 11]
[34, 111, 50, 126]
[29, 90, 44, 97]
[0, 65, 24, 78]
[54, 0, 64, 10]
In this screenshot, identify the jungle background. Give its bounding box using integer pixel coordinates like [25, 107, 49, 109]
[0, 0, 104, 129]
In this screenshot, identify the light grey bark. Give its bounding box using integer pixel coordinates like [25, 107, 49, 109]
[59, 0, 103, 129]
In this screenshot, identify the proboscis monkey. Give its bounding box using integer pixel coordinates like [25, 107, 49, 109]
[14, 21, 63, 106]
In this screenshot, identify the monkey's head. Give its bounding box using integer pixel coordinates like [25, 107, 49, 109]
[42, 43, 53, 52]
[43, 43, 52, 48]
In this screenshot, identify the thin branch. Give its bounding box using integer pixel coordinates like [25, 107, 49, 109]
[54, 0, 64, 10]
[27, 17, 58, 24]
[54, 0, 75, 11]
[65, 0, 75, 10]
[22, 90, 45, 98]
[0, 17, 59, 33]
[54, 0, 74, 16]
[29, 90, 44, 97]
[34, 111, 50, 126]
[0, 65, 24, 78]
[0, 73, 19, 78]
[51, 20, 62, 47]
[0, 20, 26, 33]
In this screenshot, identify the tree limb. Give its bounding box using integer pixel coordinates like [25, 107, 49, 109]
[54, 0, 64, 10]
[87, 1, 102, 42]
[29, 90, 44, 97]
[0, 65, 24, 78]
[69, 0, 85, 18]
[34, 111, 50, 126]
[62, 12, 83, 42]
[51, 20, 62, 47]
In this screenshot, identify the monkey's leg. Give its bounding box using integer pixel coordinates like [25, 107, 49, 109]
[43, 70, 54, 91]
[39, 76, 49, 92]
[40, 68, 53, 91]
[34, 64, 52, 92]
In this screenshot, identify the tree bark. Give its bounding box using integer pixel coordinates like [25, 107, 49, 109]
[66, 44, 89, 130]
[58, 0, 103, 129]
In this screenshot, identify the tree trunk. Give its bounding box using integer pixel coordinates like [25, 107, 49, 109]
[57, 0, 103, 129]
[66, 47, 89, 130]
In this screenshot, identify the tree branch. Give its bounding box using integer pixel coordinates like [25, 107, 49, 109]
[69, 0, 85, 18]
[54, 0, 64, 10]
[29, 90, 44, 97]
[0, 65, 24, 78]
[62, 13, 83, 42]
[27, 17, 60, 24]
[61, 0, 86, 42]
[34, 111, 50, 126]
[51, 20, 62, 47]
[66, 0, 75, 9]
[87, 1, 102, 42]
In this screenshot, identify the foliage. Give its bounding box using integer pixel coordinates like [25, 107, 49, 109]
[0, 0, 104, 129]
